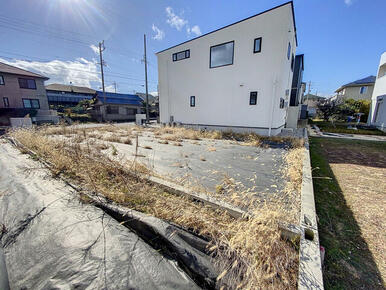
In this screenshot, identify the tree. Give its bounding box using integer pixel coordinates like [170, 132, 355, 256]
[317, 99, 339, 121]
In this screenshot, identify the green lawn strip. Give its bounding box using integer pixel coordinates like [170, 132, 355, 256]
[310, 120, 386, 136]
[309, 137, 384, 289]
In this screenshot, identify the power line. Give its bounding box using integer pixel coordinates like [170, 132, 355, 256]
[0, 52, 158, 83]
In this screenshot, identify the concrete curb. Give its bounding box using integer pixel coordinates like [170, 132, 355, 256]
[298, 128, 324, 289]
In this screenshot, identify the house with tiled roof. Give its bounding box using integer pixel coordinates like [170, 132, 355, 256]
[334, 75, 376, 101]
[90, 91, 143, 122]
[0, 61, 58, 125]
[45, 83, 96, 108]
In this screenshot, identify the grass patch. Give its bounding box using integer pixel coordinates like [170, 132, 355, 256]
[310, 137, 385, 289]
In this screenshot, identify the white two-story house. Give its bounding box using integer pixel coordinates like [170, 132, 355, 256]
[156, 1, 298, 135]
[370, 52, 386, 131]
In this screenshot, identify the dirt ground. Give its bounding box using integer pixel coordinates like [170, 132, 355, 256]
[312, 137, 386, 288]
[327, 144, 386, 280]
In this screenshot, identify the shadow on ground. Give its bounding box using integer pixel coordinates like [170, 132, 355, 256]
[310, 137, 384, 289]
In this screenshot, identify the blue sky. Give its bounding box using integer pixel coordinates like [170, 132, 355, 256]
[0, 0, 385, 96]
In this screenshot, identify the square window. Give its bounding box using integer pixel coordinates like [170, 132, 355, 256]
[249, 92, 257, 105]
[359, 86, 367, 94]
[210, 41, 234, 68]
[31, 99, 40, 109]
[18, 78, 36, 89]
[0, 75, 4, 85]
[254, 38, 262, 53]
[190, 96, 195, 107]
[23, 99, 32, 108]
[27, 79, 36, 89]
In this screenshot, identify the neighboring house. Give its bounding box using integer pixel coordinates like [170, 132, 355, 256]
[156, 1, 298, 135]
[46, 83, 96, 108]
[136, 92, 159, 118]
[334, 75, 376, 101]
[370, 52, 386, 131]
[302, 94, 325, 117]
[90, 91, 143, 122]
[0, 61, 58, 125]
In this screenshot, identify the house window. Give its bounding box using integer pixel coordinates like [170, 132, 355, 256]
[253, 37, 262, 53]
[126, 108, 137, 115]
[106, 105, 118, 114]
[22, 98, 40, 109]
[291, 54, 295, 71]
[0, 75, 4, 85]
[190, 96, 195, 107]
[210, 41, 234, 68]
[18, 78, 36, 89]
[172, 49, 190, 62]
[3, 97, 9, 107]
[249, 92, 257, 105]
[287, 42, 291, 60]
[359, 86, 367, 94]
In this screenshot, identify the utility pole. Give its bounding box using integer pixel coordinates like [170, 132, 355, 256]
[98, 41, 106, 121]
[143, 34, 150, 123]
[306, 81, 312, 103]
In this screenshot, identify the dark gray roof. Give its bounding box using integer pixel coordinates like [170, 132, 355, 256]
[46, 83, 96, 94]
[343, 75, 376, 87]
[0, 61, 48, 79]
[336, 75, 376, 92]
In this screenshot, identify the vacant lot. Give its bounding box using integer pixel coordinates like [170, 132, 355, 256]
[5, 125, 305, 289]
[310, 137, 385, 289]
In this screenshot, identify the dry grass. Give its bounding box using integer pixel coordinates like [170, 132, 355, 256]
[9, 128, 302, 289]
[153, 126, 303, 148]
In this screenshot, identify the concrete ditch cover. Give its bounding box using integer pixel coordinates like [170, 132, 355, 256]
[0, 142, 213, 289]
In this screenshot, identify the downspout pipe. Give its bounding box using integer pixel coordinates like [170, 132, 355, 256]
[268, 78, 278, 136]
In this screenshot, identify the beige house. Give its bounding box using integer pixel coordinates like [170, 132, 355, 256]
[334, 75, 375, 101]
[0, 61, 58, 125]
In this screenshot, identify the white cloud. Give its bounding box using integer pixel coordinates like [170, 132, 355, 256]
[344, 0, 353, 6]
[166, 7, 187, 31]
[105, 84, 116, 93]
[0, 57, 100, 88]
[187, 25, 201, 36]
[152, 24, 165, 41]
[90, 44, 99, 55]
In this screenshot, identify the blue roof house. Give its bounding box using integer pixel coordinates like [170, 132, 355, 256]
[91, 91, 143, 122]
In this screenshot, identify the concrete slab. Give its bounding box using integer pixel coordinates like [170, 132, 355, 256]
[105, 132, 288, 208]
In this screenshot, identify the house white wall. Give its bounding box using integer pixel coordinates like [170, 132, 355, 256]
[371, 52, 386, 131]
[157, 2, 297, 135]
